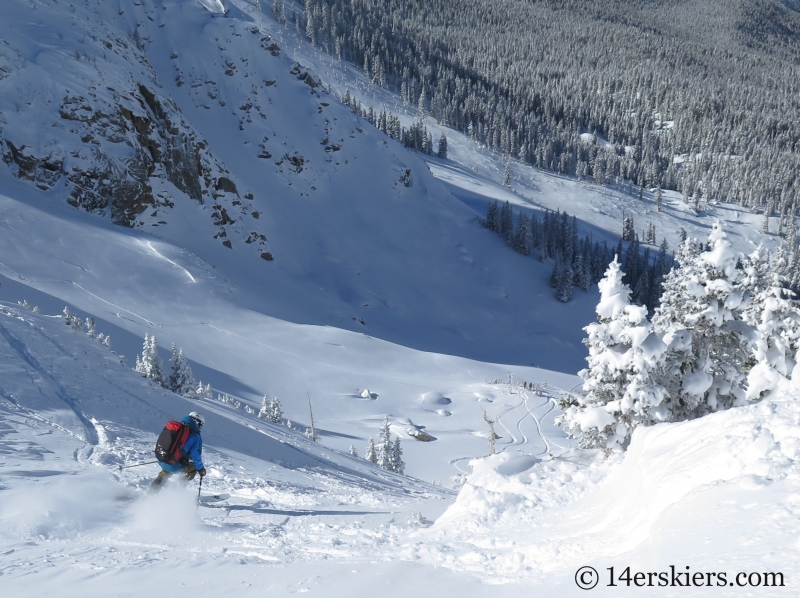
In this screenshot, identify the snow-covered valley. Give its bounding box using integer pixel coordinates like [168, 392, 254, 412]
[1, 0, 799, 596]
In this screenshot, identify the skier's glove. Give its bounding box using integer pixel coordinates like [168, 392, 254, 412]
[198, 468, 207, 477]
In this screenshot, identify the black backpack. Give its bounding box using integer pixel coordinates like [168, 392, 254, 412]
[154, 420, 191, 464]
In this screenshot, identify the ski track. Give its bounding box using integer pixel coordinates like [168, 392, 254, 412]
[141, 240, 197, 283]
[0, 319, 99, 445]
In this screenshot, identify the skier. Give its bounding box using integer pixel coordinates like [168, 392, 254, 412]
[149, 411, 206, 491]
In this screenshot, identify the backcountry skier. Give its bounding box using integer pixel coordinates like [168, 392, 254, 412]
[149, 411, 206, 491]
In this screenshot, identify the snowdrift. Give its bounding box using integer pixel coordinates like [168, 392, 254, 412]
[424, 398, 800, 586]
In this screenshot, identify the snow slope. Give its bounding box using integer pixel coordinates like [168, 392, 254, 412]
[0, 179, 579, 483]
[2, 302, 798, 597]
[0, 302, 456, 594]
[0, 0, 601, 372]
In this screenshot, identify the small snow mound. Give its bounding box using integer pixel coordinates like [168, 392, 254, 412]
[420, 391, 452, 405]
[360, 389, 378, 399]
[467, 453, 541, 479]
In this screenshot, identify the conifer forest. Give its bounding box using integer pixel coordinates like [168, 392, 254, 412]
[297, 0, 800, 217]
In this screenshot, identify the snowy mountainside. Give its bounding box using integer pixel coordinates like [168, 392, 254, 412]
[0, 301, 424, 489]
[0, 0, 599, 371]
[1, 1, 797, 595]
[0, 182, 578, 483]
[251, 1, 781, 263]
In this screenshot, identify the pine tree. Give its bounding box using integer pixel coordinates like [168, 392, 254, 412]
[484, 200, 500, 232]
[746, 273, 800, 400]
[63, 307, 81, 330]
[499, 200, 513, 243]
[437, 132, 448, 159]
[134, 334, 166, 385]
[272, 0, 285, 23]
[503, 162, 511, 187]
[557, 257, 667, 449]
[557, 265, 574, 302]
[199, 382, 213, 399]
[652, 223, 749, 419]
[377, 416, 393, 470]
[646, 222, 656, 244]
[271, 396, 283, 422]
[512, 212, 532, 255]
[349, 445, 359, 457]
[655, 186, 663, 212]
[551, 252, 564, 288]
[622, 215, 635, 241]
[364, 437, 378, 463]
[168, 344, 196, 397]
[389, 437, 405, 475]
[739, 245, 771, 303]
[576, 160, 587, 180]
[258, 396, 271, 419]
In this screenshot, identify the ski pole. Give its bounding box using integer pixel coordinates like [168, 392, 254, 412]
[117, 460, 159, 471]
[196, 475, 203, 511]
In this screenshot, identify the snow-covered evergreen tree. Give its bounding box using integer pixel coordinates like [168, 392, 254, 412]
[134, 334, 166, 385]
[272, 0, 285, 23]
[557, 265, 574, 303]
[364, 437, 378, 463]
[512, 212, 532, 255]
[557, 257, 667, 449]
[499, 200, 513, 242]
[484, 200, 499, 232]
[348, 445, 359, 457]
[652, 223, 750, 419]
[437, 132, 448, 159]
[258, 396, 270, 420]
[63, 307, 81, 330]
[746, 273, 800, 400]
[389, 436, 405, 474]
[168, 344, 196, 398]
[622, 214, 635, 241]
[377, 416, 393, 470]
[271, 396, 283, 422]
[195, 382, 213, 399]
[258, 396, 282, 422]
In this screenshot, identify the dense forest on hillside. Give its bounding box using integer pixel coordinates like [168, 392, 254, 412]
[281, 0, 800, 221]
